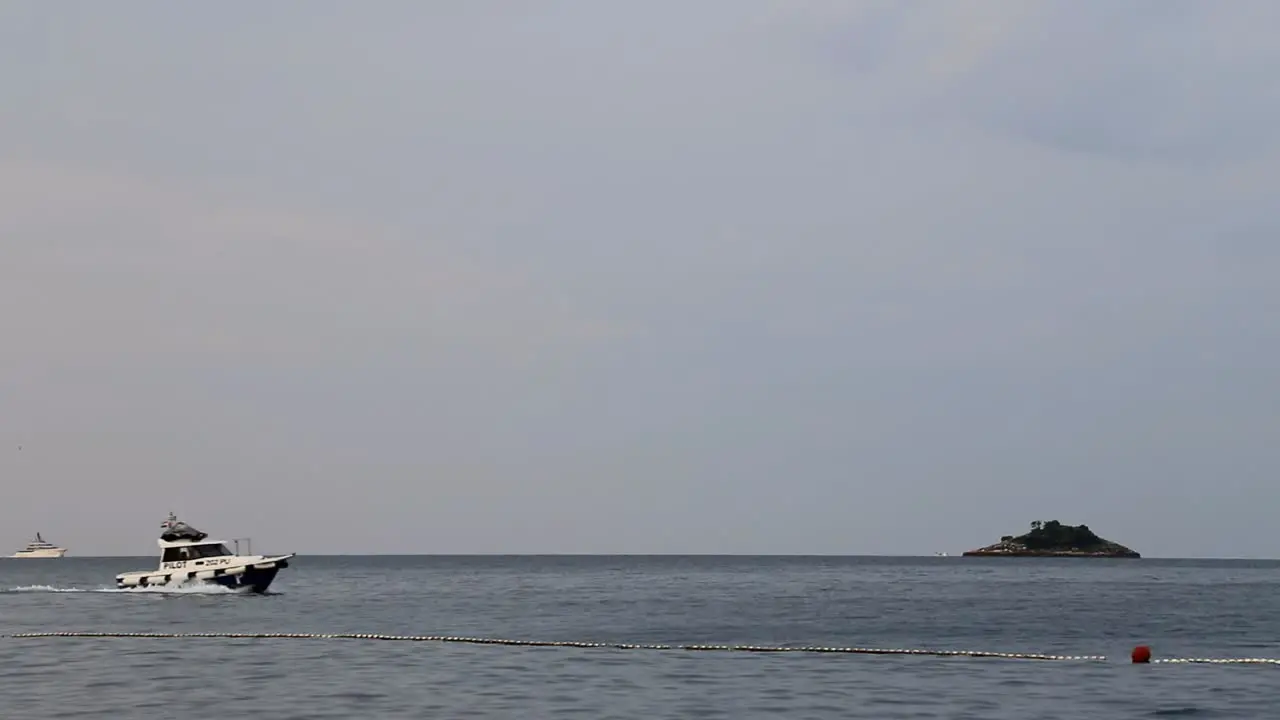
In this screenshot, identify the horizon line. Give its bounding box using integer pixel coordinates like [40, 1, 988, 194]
[6, 552, 1277, 561]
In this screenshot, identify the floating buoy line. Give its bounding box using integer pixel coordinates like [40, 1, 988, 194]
[2, 632, 1277, 665]
[0, 632, 1103, 660]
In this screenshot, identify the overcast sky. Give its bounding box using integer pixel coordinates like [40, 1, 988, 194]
[2, 1, 1277, 557]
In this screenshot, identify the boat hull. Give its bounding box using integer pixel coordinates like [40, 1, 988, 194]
[115, 555, 293, 594]
[205, 565, 282, 593]
[10, 549, 67, 558]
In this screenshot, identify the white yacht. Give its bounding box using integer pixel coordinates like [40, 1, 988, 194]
[10, 533, 68, 558]
[115, 513, 294, 593]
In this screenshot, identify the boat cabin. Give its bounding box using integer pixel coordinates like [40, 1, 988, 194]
[160, 540, 234, 563]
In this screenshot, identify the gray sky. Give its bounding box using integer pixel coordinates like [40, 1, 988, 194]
[2, 1, 1277, 557]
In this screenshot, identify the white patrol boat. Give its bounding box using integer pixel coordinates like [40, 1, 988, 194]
[115, 513, 295, 593]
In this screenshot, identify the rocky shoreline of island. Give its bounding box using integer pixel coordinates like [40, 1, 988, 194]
[961, 520, 1140, 558]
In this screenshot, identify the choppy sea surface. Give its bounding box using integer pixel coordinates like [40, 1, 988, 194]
[2, 555, 1279, 718]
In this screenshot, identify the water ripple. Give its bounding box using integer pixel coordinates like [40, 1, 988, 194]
[3, 556, 1280, 717]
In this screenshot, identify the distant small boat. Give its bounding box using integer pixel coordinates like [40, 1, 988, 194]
[10, 532, 67, 558]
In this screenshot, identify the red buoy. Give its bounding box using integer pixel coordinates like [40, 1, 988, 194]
[1131, 645, 1152, 663]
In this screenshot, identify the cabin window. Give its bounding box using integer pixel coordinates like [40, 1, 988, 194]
[190, 544, 232, 559]
[161, 544, 231, 562]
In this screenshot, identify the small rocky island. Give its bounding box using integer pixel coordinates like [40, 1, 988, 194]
[962, 520, 1140, 558]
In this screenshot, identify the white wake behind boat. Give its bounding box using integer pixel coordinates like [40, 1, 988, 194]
[115, 513, 294, 593]
[10, 532, 67, 558]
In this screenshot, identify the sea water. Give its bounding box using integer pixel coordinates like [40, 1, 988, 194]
[2, 555, 1278, 718]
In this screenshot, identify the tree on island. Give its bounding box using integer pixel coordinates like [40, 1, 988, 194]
[1018, 520, 1106, 551]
